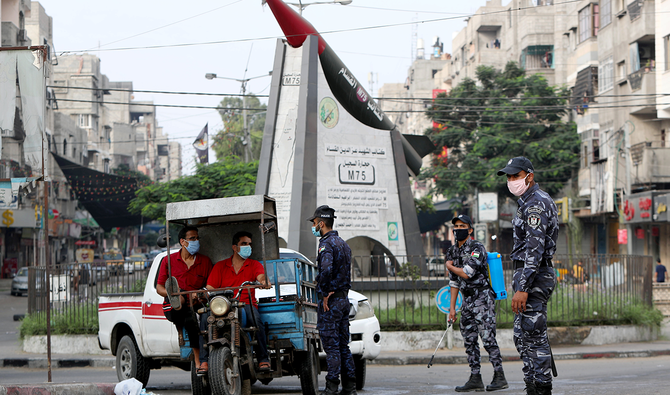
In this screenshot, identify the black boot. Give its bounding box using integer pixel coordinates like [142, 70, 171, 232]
[320, 379, 340, 395]
[486, 370, 509, 391]
[455, 373, 485, 392]
[524, 379, 538, 395]
[535, 381, 552, 395]
[339, 375, 357, 395]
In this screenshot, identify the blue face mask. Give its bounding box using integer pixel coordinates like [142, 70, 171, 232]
[238, 245, 252, 259]
[185, 239, 200, 255]
[312, 224, 322, 237]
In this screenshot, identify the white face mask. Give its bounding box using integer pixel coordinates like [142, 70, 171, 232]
[507, 174, 530, 196]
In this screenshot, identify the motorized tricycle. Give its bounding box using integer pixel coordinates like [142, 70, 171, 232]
[161, 196, 321, 395]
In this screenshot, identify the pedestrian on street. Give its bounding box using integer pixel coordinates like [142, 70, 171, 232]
[498, 157, 558, 395]
[308, 205, 357, 395]
[445, 214, 508, 392]
[655, 258, 666, 283]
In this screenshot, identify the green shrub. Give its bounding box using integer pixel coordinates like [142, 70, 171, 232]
[19, 303, 99, 339]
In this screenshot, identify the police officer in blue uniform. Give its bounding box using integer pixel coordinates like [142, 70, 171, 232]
[308, 205, 357, 395]
[498, 157, 558, 395]
[445, 214, 507, 392]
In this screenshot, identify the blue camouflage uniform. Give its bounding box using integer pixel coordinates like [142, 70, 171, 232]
[316, 230, 356, 383]
[511, 183, 558, 385]
[446, 238, 503, 375]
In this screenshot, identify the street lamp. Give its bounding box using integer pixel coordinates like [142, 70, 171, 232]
[205, 71, 272, 162]
[286, 0, 352, 14]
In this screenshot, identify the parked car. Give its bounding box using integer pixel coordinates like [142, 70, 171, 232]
[10, 267, 29, 296]
[104, 251, 124, 275]
[126, 254, 148, 272]
[427, 257, 446, 277]
[11, 267, 45, 296]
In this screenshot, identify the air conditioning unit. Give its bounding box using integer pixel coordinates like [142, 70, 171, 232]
[18, 29, 29, 44]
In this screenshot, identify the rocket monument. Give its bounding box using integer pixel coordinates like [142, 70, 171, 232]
[256, 0, 431, 269]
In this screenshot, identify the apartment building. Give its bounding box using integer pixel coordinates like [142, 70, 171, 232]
[53, 54, 181, 182]
[437, 0, 670, 262]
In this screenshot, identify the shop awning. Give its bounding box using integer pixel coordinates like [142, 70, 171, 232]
[53, 154, 145, 231]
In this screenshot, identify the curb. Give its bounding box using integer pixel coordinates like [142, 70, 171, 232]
[0, 383, 116, 395]
[369, 349, 670, 365]
[1, 357, 115, 369]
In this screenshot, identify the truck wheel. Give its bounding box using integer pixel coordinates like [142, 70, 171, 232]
[191, 360, 211, 395]
[209, 346, 241, 395]
[354, 355, 366, 390]
[116, 335, 151, 387]
[298, 342, 319, 395]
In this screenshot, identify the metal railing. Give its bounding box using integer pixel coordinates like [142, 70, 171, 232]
[26, 261, 151, 331]
[350, 254, 653, 330]
[23, 254, 654, 332]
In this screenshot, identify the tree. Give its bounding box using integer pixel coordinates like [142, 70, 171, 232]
[424, 62, 579, 199]
[212, 96, 267, 161]
[128, 158, 258, 222]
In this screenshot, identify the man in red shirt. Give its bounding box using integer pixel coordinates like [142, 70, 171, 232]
[206, 231, 272, 371]
[156, 226, 213, 375]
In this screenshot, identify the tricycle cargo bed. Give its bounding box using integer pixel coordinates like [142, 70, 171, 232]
[258, 301, 318, 351]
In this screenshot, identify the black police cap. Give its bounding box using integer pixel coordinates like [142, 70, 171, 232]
[451, 214, 473, 227]
[497, 156, 534, 176]
[307, 205, 337, 222]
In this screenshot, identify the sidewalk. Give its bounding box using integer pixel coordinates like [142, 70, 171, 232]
[371, 340, 670, 366]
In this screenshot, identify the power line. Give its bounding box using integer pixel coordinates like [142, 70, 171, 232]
[48, 85, 269, 98]
[58, 0, 586, 54]
[86, 0, 244, 51]
[54, 98, 266, 111]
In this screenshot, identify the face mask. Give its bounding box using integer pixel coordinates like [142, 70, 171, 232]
[238, 245, 252, 259]
[312, 223, 322, 237]
[454, 228, 470, 242]
[507, 174, 530, 197]
[185, 239, 200, 255]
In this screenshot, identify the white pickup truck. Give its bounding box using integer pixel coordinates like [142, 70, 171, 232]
[98, 248, 382, 390]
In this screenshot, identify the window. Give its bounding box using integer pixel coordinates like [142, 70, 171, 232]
[578, 4, 599, 43]
[665, 35, 670, 71]
[592, 130, 600, 162]
[520, 46, 554, 69]
[630, 42, 640, 72]
[616, 60, 627, 81]
[76, 114, 91, 128]
[598, 57, 614, 92]
[600, 0, 612, 27]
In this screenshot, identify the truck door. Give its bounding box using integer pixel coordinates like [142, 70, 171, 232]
[141, 261, 179, 355]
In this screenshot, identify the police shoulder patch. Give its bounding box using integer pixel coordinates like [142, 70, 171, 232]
[318, 246, 326, 253]
[527, 213, 542, 228]
[527, 205, 544, 214]
[471, 251, 480, 258]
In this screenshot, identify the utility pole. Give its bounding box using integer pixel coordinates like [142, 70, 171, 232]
[205, 71, 272, 162]
[624, 122, 633, 255]
[242, 81, 250, 163]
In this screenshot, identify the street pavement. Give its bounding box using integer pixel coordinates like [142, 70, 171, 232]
[3, 277, 670, 393]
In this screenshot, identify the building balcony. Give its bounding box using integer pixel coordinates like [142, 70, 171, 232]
[627, 70, 656, 114]
[630, 142, 670, 185]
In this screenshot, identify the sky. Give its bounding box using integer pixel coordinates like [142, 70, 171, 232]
[37, 0, 489, 174]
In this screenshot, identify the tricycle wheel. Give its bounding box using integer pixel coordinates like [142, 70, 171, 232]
[191, 360, 211, 395]
[298, 342, 319, 395]
[354, 355, 366, 390]
[210, 346, 241, 395]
